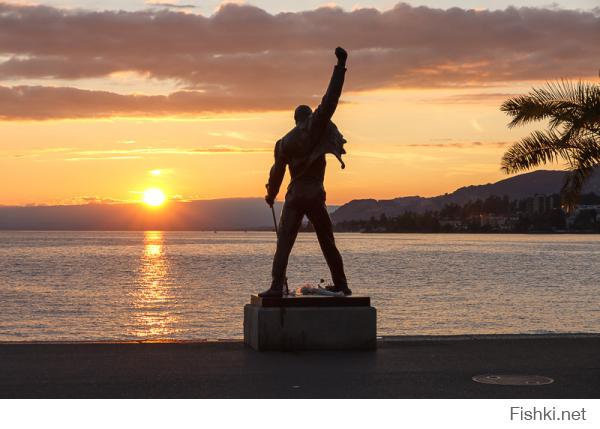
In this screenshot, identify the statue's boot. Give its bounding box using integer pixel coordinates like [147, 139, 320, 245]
[258, 288, 283, 298]
[258, 279, 284, 298]
[325, 284, 352, 296]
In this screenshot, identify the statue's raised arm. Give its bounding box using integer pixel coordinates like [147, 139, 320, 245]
[309, 47, 347, 141]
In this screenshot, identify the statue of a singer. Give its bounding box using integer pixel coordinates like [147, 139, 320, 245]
[260, 47, 351, 298]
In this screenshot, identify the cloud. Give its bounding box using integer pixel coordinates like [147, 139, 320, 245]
[80, 196, 124, 204]
[0, 146, 74, 159]
[471, 118, 484, 132]
[351, 150, 445, 162]
[191, 145, 271, 153]
[0, 85, 294, 119]
[208, 131, 249, 140]
[406, 141, 511, 148]
[145, 2, 197, 9]
[65, 156, 141, 161]
[0, 2, 598, 119]
[58, 145, 272, 161]
[428, 93, 521, 104]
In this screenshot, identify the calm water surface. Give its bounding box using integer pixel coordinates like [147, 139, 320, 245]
[1, 231, 599, 341]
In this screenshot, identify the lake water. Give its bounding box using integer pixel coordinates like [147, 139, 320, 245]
[1, 231, 599, 341]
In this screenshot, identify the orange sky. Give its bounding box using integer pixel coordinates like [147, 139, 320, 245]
[0, 85, 560, 205]
[0, 2, 597, 206]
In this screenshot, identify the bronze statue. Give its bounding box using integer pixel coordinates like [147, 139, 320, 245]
[259, 47, 351, 298]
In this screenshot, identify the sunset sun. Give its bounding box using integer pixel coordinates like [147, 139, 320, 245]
[143, 188, 166, 207]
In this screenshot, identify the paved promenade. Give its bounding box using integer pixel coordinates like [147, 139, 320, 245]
[1, 335, 598, 398]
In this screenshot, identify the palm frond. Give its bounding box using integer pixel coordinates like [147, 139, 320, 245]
[500, 129, 574, 174]
[565, 136, 600, 170]
[501, 80, 600, 131]
[500, 78, 600, 206]
[500, 95, 559, 128]
[562, 166, 596, 211]
[561, 137, 600, 210]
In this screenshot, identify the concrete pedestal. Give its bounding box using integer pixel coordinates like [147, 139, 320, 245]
[244, 295, 376, 351]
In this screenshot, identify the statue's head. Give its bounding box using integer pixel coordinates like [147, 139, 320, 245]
[294, 105, 312, 125]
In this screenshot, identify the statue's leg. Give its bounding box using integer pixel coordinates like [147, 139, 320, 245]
[259, 202, 304, 297]
[306, 202, 350, 294]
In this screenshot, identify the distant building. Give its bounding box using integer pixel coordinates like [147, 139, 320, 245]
[523, 194, 562, 214]
[533, 194, 545, 213]
[439, 218, 463, 229]
[479, 214, 518, 230]
[531, 194, 560, 214]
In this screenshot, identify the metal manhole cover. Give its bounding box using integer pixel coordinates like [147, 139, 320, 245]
[472, 374, 554, 386]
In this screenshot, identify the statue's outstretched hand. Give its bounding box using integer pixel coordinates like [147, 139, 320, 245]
[335, 47, 347, 65]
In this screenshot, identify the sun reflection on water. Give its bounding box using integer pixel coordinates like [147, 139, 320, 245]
[130, 231, 178, 339]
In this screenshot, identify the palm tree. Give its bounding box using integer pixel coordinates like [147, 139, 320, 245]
[500, 79, 600, 210]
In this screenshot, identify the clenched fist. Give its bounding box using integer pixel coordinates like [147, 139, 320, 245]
[335, 46, 347, 66]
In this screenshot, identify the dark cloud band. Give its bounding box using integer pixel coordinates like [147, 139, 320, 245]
[0, 2, 597, 119]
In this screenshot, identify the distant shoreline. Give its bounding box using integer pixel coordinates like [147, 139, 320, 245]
[1, 229, 599, 234]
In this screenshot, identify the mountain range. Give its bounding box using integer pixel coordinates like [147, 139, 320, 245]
[2, 169, 599, 230]
[331, 169, 600, 223]
[0, 198, 284, 230]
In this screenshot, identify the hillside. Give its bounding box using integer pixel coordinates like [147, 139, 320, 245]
[331, 169, 600, 222]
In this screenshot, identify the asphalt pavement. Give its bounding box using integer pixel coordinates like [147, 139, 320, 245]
[1, 334, 598, 398]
